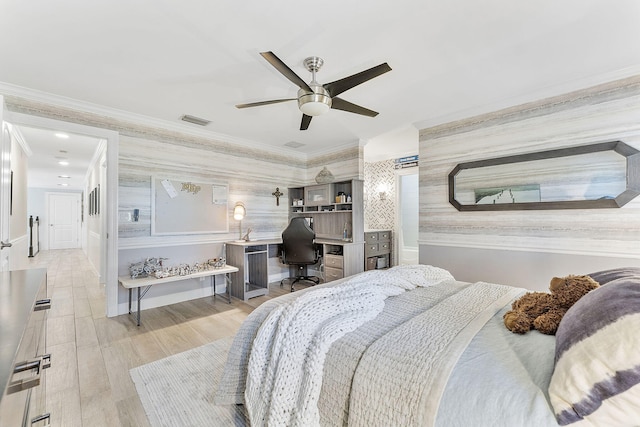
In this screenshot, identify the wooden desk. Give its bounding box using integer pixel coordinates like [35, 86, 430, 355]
[226, 238, 364, 300]
[226, 240, 281, 301]
[118, 265, 238, 326]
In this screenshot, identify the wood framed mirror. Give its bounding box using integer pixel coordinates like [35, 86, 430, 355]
[448, 141, 640, 211]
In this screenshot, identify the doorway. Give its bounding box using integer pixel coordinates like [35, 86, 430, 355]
[396, 170, 419, 265]
[47, 192, 81, 249]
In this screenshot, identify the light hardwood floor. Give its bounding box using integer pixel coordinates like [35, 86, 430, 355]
[27, 249, 291, 427]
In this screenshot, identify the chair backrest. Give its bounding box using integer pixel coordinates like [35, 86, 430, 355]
[281, 217, 318, 265]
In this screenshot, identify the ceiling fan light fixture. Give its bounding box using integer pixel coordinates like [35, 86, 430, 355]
[298, 85, 332, 116]
[299, 98, 331, 116]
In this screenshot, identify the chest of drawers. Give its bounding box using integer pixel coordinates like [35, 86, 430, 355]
[364, 230, 392, 270]
[0, 269, 51, 427]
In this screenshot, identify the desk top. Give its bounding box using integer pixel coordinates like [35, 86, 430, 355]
[118, 265, 238, 288]
[226, 237, 362, 246]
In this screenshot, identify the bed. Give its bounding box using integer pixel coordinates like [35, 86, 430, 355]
[215, 265, 640, 427]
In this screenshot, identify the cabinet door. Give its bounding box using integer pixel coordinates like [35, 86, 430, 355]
[304, 184, 333, 206]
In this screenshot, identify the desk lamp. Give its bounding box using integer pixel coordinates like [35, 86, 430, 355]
[233, 202, 246, 242]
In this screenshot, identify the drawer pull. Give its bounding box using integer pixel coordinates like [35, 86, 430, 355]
[42, 353, 52, 370]
[31, 413, 51, 426]
[8, 354, 51, 394]
[35, 298, 52, 311]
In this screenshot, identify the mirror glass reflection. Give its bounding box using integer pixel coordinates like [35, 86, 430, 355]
[448, 141, 640, 210]
[454, 151, 626, 205]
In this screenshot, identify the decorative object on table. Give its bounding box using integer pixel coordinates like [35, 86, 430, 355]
[208, 258, 227, 269]
[241, 227, 252, 242]
[129, 257, 231, 280]
[315, 166, 334, 184]
[272, 187, 284, 206]
[129, 257, 168, 279]
[233, 201, 246, 242]
[503, 274, 599, 335]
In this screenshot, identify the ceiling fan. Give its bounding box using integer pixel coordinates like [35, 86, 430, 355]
[236, 51, 391, 130]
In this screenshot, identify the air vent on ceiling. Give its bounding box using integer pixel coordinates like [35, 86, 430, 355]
[180, 115, 211, 126]
[284, 141, 305, 149]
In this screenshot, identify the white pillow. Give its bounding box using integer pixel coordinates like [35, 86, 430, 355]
[548, 276, 640, 426]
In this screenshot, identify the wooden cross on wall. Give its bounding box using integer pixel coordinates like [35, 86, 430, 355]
[272, 187, 284, 206]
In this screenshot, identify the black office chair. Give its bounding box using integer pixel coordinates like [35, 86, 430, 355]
[280, 217, 321, 292]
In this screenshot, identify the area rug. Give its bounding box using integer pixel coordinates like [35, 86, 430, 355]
[130, 336, 248, 426]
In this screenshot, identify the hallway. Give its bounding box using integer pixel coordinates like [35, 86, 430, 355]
[29, 249, 284, 426]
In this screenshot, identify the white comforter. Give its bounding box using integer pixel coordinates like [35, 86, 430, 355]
[216, 266, 527, 426]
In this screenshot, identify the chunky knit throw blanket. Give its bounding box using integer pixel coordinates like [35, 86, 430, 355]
[215, 266, 521, 427]
[244, 265, 454, 427]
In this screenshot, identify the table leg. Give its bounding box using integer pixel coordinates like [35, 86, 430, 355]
[137, 287, 141, 326]
[225, 273, 232, 304]
[212, 275, 217, 301]
[128, 288, 132, 314]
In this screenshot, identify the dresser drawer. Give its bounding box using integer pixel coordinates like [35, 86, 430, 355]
[365, 232, 379, 244]
[325, 266, 344, 281]
[379, 231, 391, 242]
[365, 241, 391, 257]
[365, 243, 379, 256]
[324, 254, 344, 269]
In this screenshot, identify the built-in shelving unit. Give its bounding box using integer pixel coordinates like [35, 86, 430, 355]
[288, 180, 365, 281]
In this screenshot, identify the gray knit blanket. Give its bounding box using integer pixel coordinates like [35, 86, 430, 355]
[216, 266, 520, 427]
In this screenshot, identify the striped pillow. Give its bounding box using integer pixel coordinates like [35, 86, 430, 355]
[548, 276, 640, 426]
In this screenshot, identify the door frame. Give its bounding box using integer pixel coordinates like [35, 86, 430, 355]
[0, 97, 11, 270]
[9, 112, 119, 317]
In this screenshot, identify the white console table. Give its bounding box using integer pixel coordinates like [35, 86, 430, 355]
[118, 265, 238, 326]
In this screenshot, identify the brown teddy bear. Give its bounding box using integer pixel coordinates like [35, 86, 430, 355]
[503, 274, 599, 335]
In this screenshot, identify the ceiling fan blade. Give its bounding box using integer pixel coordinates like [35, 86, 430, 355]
[300, 114, 312, 130]
[323, 63, 392, 97]
[260, 51, 313, 92]
[330, 97, 379, 117]
[235, 98, 295, 109]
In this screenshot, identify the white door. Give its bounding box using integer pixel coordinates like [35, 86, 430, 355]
[48, 193, 81, 249]
[0, 98, 12, 270]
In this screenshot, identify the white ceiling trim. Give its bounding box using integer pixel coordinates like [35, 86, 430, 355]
[0, 81, 309, 160]
[6, 123, 32, 156]
[414, 65, 640, 132]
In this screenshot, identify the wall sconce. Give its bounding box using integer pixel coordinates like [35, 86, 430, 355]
[233, 201, 246, 242]
[377, 183, 390, 201]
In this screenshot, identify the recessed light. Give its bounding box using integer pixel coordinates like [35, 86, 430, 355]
[58, 160, 69, 166]
[58, 175, 71, 179]
[58, 183, 69, 186]
[55, 133, 69, 139]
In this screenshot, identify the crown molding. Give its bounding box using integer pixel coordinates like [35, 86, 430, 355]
[6, 123, 32, 156]
[414, 65, 640, 131]
[0, 82, 308, 161]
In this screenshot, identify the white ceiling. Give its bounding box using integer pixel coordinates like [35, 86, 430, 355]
[15, 126, 101, 190]
[1, 0, 640, 162]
